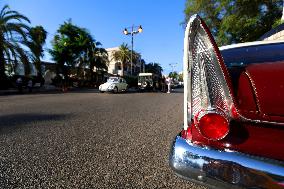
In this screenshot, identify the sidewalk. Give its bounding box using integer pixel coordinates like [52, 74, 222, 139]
[0, 88, 18, 95]
[0, 85, 58, 95]
[0, 85, 99, 95]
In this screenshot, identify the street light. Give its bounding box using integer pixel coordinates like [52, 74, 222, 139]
[123, 25, 143, 75]
[169, 63, 177, 73]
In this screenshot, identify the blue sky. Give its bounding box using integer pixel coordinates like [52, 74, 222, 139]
[2, 0, 186, 74]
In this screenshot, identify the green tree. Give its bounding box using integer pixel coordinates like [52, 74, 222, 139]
[26, 26, 47, 77]
[112, 43, 131, 76]
[168, 71, 178, 80]
[132, 51, 141, 66]
[78, 37, 108, 81]
[184, 0, 283, 45]
[49, 21, 82, 77]
[92, 46, 108, 71]
[0, 5, 31, 81]
[178, 72, 183, 82]
[145, 62, 163, 76]
[140, 59, 146, 72]
[50, 21, 108, 81]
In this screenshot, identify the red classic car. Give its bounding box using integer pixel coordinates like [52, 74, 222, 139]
[169, 15, 284, 189]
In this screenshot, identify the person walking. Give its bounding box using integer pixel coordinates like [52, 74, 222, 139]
[60, 74, 67, 92]
[16, 77, 23, 93]
[161, 76, 166, 92]
[166, 77, 171, 93]
[27, 79, 33, 93]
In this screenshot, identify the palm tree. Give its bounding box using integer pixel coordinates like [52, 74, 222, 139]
[145, 62, 163, 76]
[94, 47, 108, 70]
[132, 51, 142, 74]
[91, 44, 108, 81]
[26, 26, 47, 78]
[50, 21, 109, 84]
[141, 59, 146, 73]
[74, 28, 108, 81]
[0, 5, 30, 81]
[112, 43, 131, 76]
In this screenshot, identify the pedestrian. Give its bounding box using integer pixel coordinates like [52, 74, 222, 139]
[27, 79, 33, 93]
[161, 76, 166, 92]
[61, 74, 67, 92]
[166, 77, 171, 93]
[16, 77, 23, 93]
[153, 80, 157, 91]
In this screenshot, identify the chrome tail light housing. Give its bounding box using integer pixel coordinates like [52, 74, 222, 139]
[183, 15, 238, 140]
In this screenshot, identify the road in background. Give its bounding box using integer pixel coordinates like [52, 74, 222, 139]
[0, 89, 206, 188]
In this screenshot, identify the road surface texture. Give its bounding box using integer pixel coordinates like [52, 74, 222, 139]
[0, 89, 206, 189]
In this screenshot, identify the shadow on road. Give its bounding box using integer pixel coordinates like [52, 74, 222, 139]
[0, 88, 100, 96]
[170, 88, 184, 93]
[0, 88, 184, 96]
[0, 113, 70, 128]
[105, 88, 184, 94]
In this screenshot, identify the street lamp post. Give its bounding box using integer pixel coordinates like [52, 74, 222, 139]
[123, 25, 143, 75]
[169, 63, 177, 73]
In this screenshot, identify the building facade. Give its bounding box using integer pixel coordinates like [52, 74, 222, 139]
[106, 47, 142, 77]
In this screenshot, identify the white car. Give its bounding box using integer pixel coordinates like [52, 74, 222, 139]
[99, 77, 128, 93]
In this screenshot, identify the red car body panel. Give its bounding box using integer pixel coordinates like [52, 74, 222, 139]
[237, 61, 284, 122]
[188, 121, 284, 161]
[184, 61, 284, 161]
[236, 71, 259, 119]
[243, 61, 284, 118]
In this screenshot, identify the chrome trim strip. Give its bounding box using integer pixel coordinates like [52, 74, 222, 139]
[183, 15, 192, 130]
[219, 40, 284, 51]
[236, 72, 284, 126]
[244, 71, 262, 113]
[169, 135, 284, 189]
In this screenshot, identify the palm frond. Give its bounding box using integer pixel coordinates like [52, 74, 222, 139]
[2, 11, 31, 24]
[5, 22, 30, 42]
[0, 5, 9, 17]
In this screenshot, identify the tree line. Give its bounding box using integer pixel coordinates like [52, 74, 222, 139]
[184, 0, 284, 46]
[0, 4, 163, 89]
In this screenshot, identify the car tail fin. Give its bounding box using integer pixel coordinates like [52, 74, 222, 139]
[183, 15, 238, 133]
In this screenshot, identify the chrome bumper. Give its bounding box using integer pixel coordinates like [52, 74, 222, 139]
[169, 135, 284, 189]
[99, 88, 113, 92]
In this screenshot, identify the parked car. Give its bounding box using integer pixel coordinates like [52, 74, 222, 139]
[99, 77, 128, 93]
[169, 14, 284, 189]
[138, 73, 159, 91]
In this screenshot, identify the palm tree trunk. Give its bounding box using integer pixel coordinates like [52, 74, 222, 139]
[0, 49, 6, 80]
[24, 60, 30, 76]
[36, 59, 42, 77]
[90, 62, 95, 82]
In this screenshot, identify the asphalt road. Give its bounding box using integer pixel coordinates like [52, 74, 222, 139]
[0, 89, 206, 189]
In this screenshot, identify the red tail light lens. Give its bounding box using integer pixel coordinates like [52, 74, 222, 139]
[198, 113, 229, 140]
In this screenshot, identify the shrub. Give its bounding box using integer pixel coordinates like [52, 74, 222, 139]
[123, 75, 138, 88]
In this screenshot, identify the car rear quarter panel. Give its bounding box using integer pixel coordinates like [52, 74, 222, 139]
[188, 117, 284, 161]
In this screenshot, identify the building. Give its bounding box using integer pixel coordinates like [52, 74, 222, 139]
[106, 47, 142, 77]
[42, 61, 107, 85]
